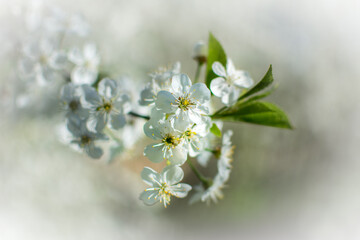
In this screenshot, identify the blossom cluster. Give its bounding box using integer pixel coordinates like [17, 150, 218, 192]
[138, 52, 253, 206]
[10, 3, 291, 208]
[15, 4, 138, 160]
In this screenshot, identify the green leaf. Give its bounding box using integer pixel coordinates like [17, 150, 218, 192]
[205, 33, 227, 88]
[210, 123, 222, 137]
[238, 65, 273, 100]
[243, 85, 278, 103]
[212, 101, 292, 129]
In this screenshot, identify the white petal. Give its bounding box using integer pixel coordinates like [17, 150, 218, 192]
[188, 140, 203, 157]
[171, 74, 192, 94]
[87, 113, 106, 132]
[141, 167, 161, 186]
[171, 183, 192, 198]
[189, 83, 210, 103]
[139, 86, 156, 106]
[85, 144, 103, 159]
[81, 85, 101, 106]
[188, 110, 203, 124]
[212, 62, 226, 77]
[224, 87, 240, 106]
[222, 130, 233, 145]
[143, 121, 162, 140]
[60, 83, 76, 102]
[84, 43, 98, 60]
[98, 78, 117, 100]
[155, 91, 176, 113]
[210, 77, 230, 97]
[66, 117, 82, 137]
[139, 190, 160, 206]
[109, 113, 126, 129]
[71, 67, 97, 85]
[68, 47, 84, 65]
[167, 146, 187, 165]
[226, 58, 236, 76]
[144, 143, 165, 163]
[162, 165, 184, 185]
[49, 51, 67, 69]
[173, 112, 191, 131]
[233, 71, 254, 88]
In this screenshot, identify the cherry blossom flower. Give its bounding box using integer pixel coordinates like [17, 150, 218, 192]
[140, 166, 192, 208]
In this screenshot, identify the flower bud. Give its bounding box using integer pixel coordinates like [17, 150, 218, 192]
[193, 41, 207, 64]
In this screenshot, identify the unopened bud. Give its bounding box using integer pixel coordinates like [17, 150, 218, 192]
[193, 41, 207, 64]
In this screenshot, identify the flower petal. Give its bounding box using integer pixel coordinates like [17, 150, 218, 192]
[83, 43, 98, 60]
[141, 167, 161, 186]
[144, 143, 165, 163]
[98, 78, 118, 100]
[60, 83, 76, 102]
[167, 146, 187, 165]
[143, 121, 162, 140]
[210, 77, 230, 97]
[222, 87, 240, 106]
[226, 58, 236, 76]
[87, 113, 106, 132]
[109, 113, 126, 129]
[139, 190, 160, 206]
[155, 91, 176, 113]
[66, 117, 82, 137]
[233, 71, 254, 88]
[49, 50, 67, 69]
[189, 83, 210, 103]
[72, 66, 97, 85]
[68, 47, 84, 65]
[171, 183, 192, 198]
[171, 74, 192, 95]
[162, 165, 184, 185]
[85, 144, 103, 159]
[81, 85, 101, 106]
[212, 62, 226, 77]
[139, 86, 156, 106]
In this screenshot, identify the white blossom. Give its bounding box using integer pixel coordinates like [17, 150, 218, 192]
[210, 59, 254, 106]
[180, 121, 210, 157]
[155, 74, 211, 130]
[217, 130, 234, 179]
[189, 130, 234, 205]
[67, 117, 108, 159]
[81, 78, 131, 132]
[19, 38, 67, 85]
[140, 166, 192, 208]
[68, 43, 100, 85]
[139, 62, 180, 106]
[60, 83, 89, 120]
[143, 119, 188, 165]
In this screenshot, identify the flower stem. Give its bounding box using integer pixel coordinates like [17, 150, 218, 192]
[194, 62, 203, 83]
[186, 158, 212, 188]
[128, 111, 150, 120]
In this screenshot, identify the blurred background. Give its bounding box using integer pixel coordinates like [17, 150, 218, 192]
[0, 0, 359, 239]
